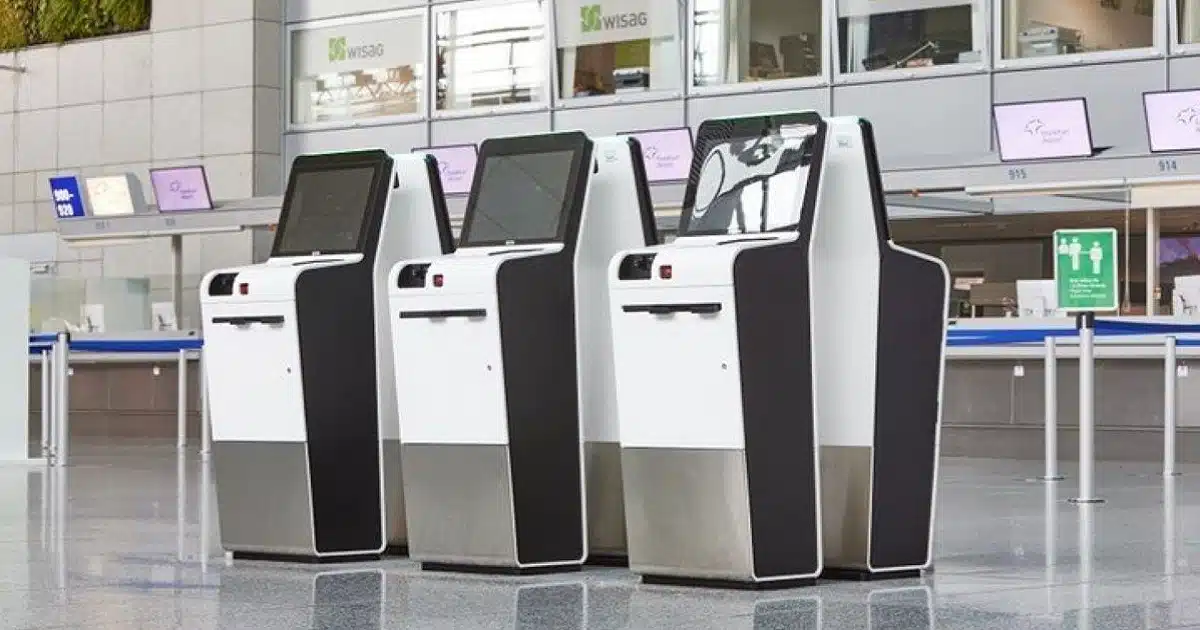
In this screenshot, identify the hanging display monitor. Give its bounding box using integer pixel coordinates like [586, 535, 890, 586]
[413, 145, 478, 196]
[616, 127, 694, 183]
[993, 98, 1095, 162]
[150, 166, 214, 212]
[680, 114, 821, 236]
[84, 174, 147, 217]
[459, 133, 591, 247]
[1144, 89, 1200, 153]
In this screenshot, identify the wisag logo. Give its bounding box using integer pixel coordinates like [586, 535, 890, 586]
[580, 3, 648, 33]
[328, 36, 347, 62]
[328, 36, 384, 62]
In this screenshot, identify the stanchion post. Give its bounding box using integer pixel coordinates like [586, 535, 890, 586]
[1165, 336, 1179, 477]
[200, 349, 210, 460]
[1043, 335, 1063, 481]
[40, 349, 50, 460]
[1071, 313, 1103, 504]
[53, 332, 69, 469]
[177, 349, 187, 452]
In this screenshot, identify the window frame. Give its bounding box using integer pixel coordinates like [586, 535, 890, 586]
[430, 0, 554, 120]
[684, 0, 833, 97]
[285, 8, 430, 133]
[832, 0, 989, 84]
[991, 0, 1167, 71]
[550, 0, 688, 109]
[1169, 0, 1200, 55]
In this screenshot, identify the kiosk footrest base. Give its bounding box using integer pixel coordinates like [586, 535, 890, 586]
[585, 553, 628, 568]
[821, 568, 922, 582]
[642, 574, 816, 591]
[231, 551, 383, 564]
[384, 544, 409, 557]
[421, 562, 583, 576]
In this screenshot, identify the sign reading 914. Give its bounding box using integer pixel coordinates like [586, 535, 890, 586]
[1054, 228, 1118, 312]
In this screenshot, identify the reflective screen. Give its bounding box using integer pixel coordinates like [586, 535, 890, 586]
[461, 150, 575, 246]
[274, 167, 378, 256]
[683, 122, 818, 236]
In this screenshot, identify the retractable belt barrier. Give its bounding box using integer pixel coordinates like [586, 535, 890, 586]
[28, 335, 208, 468]
[947, 319, 1200, 497]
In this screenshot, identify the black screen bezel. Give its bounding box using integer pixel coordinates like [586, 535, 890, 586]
[677, 112, 826, 238]
[992, 97, 1095, 163]
[458, 132, 593, 249]
[270, 150, 393, 258]
[1142, 89, 1200, 154]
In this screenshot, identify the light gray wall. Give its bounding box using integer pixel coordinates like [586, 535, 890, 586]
[0, 0, 284, 328]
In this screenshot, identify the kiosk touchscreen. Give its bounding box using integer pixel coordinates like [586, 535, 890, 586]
[200, 150, 453, 561]
[390, 131, 656, 573]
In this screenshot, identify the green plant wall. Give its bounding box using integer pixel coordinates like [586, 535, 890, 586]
[0, 0, 149, 52]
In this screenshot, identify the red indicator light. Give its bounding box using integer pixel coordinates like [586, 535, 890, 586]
[659, 265, 673, 280]
[238, 283, 249, 295]
[432, 274, 444, 288]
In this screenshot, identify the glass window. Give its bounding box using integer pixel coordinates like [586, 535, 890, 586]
[1179, 0, 1200, 45]
[290, 14, 425, 126]
[691, 0, 823, 87]
[837, 0, 982, 74]
[555, 0, 684, 99]
[435, 1, 547, 111]
[1001, 0, 1154, 59]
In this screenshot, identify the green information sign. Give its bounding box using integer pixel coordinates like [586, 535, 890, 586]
[1054, 228, 1118, 312]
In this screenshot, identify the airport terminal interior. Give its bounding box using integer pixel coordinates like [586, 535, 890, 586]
[14, 0, 1200, 628]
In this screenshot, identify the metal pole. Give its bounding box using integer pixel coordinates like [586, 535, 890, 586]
[1146, 207, 1159, 316]
[171, 234, 184, 328]
[177, 349, 187, 451]
[1165, 336, 1179, 477]
[1072, 313, 1103, 504]
[1043, 335, 1063, 481]
[40, 349, 50, 460]
[200, 350, 211, 460]
[53, 332, 70, 469]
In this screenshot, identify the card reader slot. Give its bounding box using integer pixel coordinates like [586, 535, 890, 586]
[399, 309, 487, 320]
[622, 303, 722, 315]
[211, 315, 286, 326]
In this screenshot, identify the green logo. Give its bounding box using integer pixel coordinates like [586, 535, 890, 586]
[580, 4, 602, 33]
[328, 36, 347, 62]
[1054, 228, 1118, 312]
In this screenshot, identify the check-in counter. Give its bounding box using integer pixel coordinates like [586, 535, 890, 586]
[944, 317, 1200, 461]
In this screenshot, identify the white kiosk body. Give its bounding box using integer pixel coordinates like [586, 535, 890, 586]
[391, 132, 656, 572]
[812, 117, 949, 580]
[201, 150, 453, 560]
[610, 112, 827, 589]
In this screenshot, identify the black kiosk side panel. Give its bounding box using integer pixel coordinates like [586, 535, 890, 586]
[461, 133, 593, 566]
[275, 150, 394, 554]
[860, 120, 946, 569]
[719, 113, 827, 579]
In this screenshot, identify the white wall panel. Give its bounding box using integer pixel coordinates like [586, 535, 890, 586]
[15, 47, 58, 111]
[284, 122, 428, 162]
[553, 100, 684, 135]
[202, 22, 256, 91]
[430, 111, 551, 146]
[57, 41, 103, 106]
[102, 35, 153, 102]
[152, 95, 204, 160]
[151, 28, 203, 96]
[286, 0, 426, 23]
[687, 88, 831, 130]
[834, 74, 991, 168]
[1169, 56, 1200, 90]
[101, 100, 153, 165]
[57, 105, 104, 168]
[15, 110, 57, 172]
[993, 61, 1166, 155]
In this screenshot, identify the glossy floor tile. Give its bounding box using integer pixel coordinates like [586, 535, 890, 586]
[4, 442, 1200, 628]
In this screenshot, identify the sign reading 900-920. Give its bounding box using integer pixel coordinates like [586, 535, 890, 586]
[48, 176, 87, 219]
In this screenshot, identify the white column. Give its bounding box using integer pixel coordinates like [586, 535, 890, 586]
[1147, 207, 1159, 316]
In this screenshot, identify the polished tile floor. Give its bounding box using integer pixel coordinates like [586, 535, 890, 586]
[3, 443, 1200, 629]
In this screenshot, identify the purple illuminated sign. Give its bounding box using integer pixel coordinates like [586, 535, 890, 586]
[414, 145, 478, 196]
[1144, 90, 1200, 153]
[618, 127, 694, 183]
[150, 166, 213, 212]
[993, 98, 1094, 162]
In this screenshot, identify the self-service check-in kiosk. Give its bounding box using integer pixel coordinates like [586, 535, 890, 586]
[390, 131, 656, 573]
[812, 117, 949, 580]
[201, 150, 453, 561]
[609, 112, 949, 588]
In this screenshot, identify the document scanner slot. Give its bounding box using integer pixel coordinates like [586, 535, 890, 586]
[211, 315, 286, 326]
[399, 308, 487, 320]
[622, 303, 722, 315]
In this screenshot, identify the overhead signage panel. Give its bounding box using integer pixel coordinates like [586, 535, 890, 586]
[993, 98, 1094, 163]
